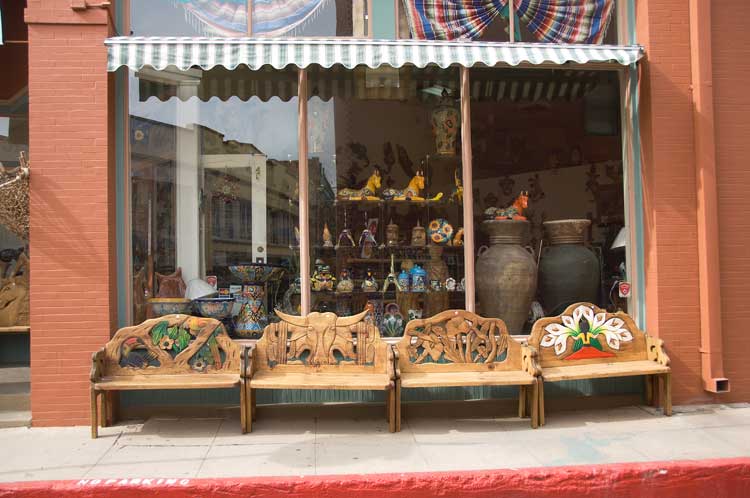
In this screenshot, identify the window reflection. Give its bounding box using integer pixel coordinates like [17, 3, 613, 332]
[130, 66, 300, 337]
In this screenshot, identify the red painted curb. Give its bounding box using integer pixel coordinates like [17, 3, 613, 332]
[1, 457, 749, 498]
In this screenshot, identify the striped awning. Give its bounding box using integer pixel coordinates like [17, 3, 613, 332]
[106, 37, 644, 72]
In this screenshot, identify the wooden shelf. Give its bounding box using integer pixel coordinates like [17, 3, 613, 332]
[0, 326, 29, 334]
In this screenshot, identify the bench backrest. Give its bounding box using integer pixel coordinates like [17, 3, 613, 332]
[254, 309, 391, 374]
[96, 315, 242, 377]
[396, 309, 526, 373]
[528, 302, 647, 368]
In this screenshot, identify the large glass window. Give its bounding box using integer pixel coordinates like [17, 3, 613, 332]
[129, 66, 300, 338]
[397, 0, 618, 44]
[306, 65, 464, 337]
[130, 0, 370, 37]
[470, 67, 625, 334]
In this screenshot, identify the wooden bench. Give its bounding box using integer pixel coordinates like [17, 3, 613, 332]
[246, 309, 396, 432]
[394, 310, 542, 431]
[90, 315, 247, 438]
[528, 302, 671, 425]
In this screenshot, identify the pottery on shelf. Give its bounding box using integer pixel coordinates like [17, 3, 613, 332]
[475, 220, 537, 334]
[428, 218, 454, 245]
[539, 219, 600, 316]
[148, 297, 192, 317]
[194, 297, 235, 321]
[409, 264, 428, 292]
[234, 285, 266, 338]
[228, 263, 285, 284]
[380, 303, 405, 337]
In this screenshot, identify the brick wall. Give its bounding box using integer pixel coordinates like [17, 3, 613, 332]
[26, 2, 114, 426]
[712, 0, 750, 403]
[637, 0, 712, 404]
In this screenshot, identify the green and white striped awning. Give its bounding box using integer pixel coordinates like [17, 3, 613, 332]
[106, 37, 644, 72]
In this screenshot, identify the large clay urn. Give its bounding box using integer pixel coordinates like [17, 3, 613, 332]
[475, 220, 537, 334]
[539, 219, 600, 316]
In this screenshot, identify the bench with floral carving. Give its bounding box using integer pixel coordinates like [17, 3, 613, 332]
[393, 309, 542, 430]
[246, 309, 397, 432]
[528, 302, 671, 425]
[90, 315, 247, 438]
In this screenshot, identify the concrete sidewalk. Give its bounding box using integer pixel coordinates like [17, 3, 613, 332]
[1, 403, 749, 483]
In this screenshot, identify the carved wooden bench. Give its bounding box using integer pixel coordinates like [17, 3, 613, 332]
[528, 302, 671, 425]
[90, 315, 247, 438]
[246, 309, 396, 432]
[394, 310, 542, 431]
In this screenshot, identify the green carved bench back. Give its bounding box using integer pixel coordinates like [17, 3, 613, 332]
[396, 309, 523, 373]
[100, 315, 242, 376]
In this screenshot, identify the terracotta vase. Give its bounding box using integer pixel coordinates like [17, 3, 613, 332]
[475, 220, 537, 334]
[539, 219, 600, 316]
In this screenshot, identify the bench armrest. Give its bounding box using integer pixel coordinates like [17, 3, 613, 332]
[386, 345, 395, 382]
[242, 345, 255, 380]
[521, 344, 542, 377]
[647, 336, 670, 367]
[90, 348, 105, 383]
[392, 347, 401, 380]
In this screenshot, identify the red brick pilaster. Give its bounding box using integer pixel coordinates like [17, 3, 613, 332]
[26, 1, 114, 426]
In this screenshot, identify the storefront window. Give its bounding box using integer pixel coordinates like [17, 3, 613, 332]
[397, 0, 617, 44]
[470, 67, 626, 334]
[306, 64, 464, 336]
[130, 0, 369, 37]
[129, 66, 300, 337]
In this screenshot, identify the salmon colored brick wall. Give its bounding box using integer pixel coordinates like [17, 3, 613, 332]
[26, 2, 114, 426]
[636, 0, 714, 404]
[712, 1, 750, 403]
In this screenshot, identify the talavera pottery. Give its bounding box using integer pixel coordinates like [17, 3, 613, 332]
[427, 218, 454, 245]
[228, 263, 285, 284]
[380, 303, 405, 337]
[234, 284, 267, 338]
[148, 297, 192, 317]
[194, 297, 235, 321]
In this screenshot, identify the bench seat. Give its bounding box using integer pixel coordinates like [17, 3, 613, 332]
[250, 371, 392, 390]
[541, 361, 669, 382]
[400, 370, 536, 388]
[94, 374, 241, 390]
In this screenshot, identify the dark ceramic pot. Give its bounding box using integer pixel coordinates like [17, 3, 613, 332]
[475, 220, 537, 334]
[539, 219, 600, 316]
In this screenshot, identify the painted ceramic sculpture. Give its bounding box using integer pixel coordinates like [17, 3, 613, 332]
[382, 254, 401, 293]
[335, 228, 356, 249]
[382, 170, 443, 201]
[409, 264, 428, 292]
[361, 268, 378, 292]
[427, 218, 454, 245]
[386, 220, 399, 247]
[431, 90, 459, 156]
[411, 221, 426, 246]
[484, 191, 529, 221]
[337, 168, 382, 200]
[322, 223, 334, 248]
[450, 169, 463, 204]
[336, 268, 354, 293]
[311, 260, 336, 291]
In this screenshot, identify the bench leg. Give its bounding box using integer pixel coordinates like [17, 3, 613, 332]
[518, 385, 527, 419]
[385, 386, 391, 422]
[652, 376, 661, 408]
[530, 379, 539, 429]
[387, 386, 396, 433]
[395, 378, 402, 433]
[251, 386, 257, 422]
[240, 381, 247, 434]
[663, 373, 673, 416]
[90, 387, 98, 439]
[644, 375, 654, 406]
[251, 384, 255, 432]
[538, 380, 546, 427]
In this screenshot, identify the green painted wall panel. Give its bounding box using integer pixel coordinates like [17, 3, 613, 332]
[372, 0, 396, 39]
